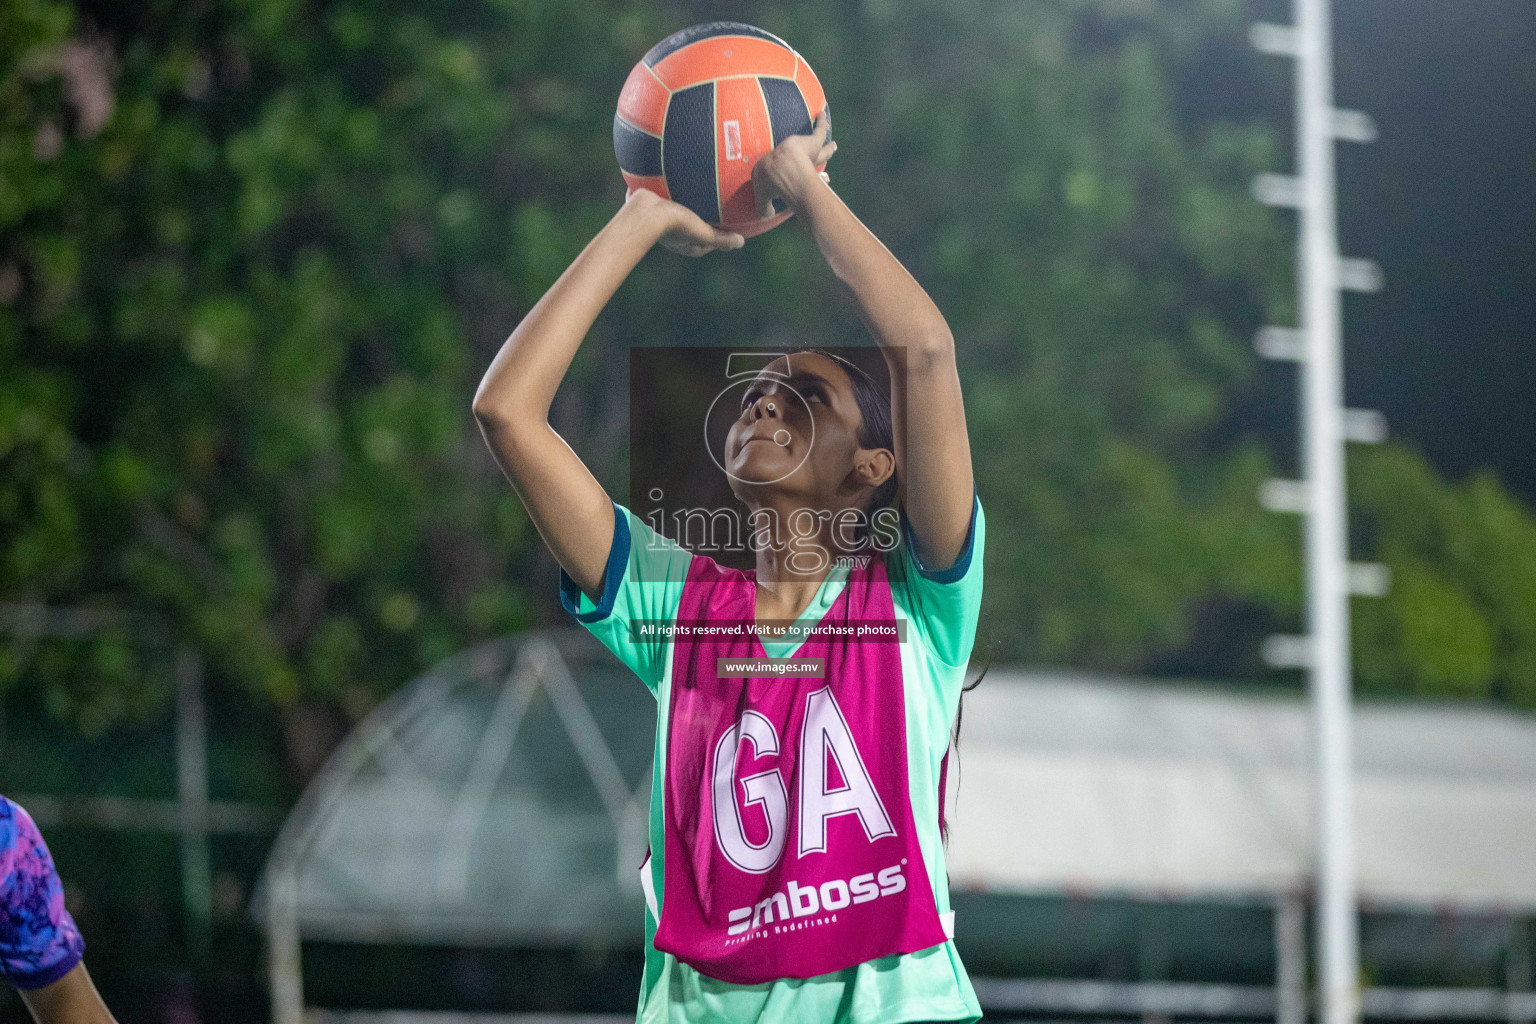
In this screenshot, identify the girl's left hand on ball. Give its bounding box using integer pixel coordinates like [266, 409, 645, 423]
[752, 107, 837, 219]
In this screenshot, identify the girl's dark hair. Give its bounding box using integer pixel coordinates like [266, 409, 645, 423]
[942, 629, 994, 844]
[792, 347, 898, 544]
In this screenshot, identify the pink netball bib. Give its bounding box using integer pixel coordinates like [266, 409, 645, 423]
[651, 552, 949, 984]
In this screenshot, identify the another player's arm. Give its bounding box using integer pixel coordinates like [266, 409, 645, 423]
[752, 111, 975, 570]
[18, 963, 118, 1024]
[472, 190, 743, 601]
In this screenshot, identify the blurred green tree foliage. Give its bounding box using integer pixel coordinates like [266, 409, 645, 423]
[2, 0, 1533, 786]
[1352, 445, 1536, 706]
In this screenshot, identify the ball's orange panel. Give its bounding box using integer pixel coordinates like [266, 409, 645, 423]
[652, 36, 797, 92]
[723, 209, 793, 237]
[622, 171, 670, 201]
[715, 76, 777, 226]
[795, 54, 826, 119]
[616, 62, 669, 136]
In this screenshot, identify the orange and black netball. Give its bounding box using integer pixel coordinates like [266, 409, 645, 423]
[613, 22, 828, 238]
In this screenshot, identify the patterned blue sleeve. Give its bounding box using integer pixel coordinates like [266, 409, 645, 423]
[0, 796, 85, 990]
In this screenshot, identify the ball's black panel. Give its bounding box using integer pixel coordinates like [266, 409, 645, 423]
[758, 77, 813, 147]
[613, 116, 662, 177]
[643, 21, 792, 68]
[662, 82, 720, 224]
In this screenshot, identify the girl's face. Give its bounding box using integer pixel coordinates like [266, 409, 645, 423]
[724, 352, 890, 508]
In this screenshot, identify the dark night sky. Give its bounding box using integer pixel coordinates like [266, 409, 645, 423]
[1321, 1, 1534, 500]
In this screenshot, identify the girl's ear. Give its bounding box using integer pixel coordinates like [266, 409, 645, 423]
[855, 448, 896, 489]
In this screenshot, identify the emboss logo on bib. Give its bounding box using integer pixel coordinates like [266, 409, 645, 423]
[727, 860, 909, 938]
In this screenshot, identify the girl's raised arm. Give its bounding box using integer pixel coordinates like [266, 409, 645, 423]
[472, 190, 743, 602]
[752, 111, 976, 570]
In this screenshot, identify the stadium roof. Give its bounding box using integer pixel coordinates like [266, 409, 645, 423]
[945, 670, 1536, 911]
[256, 632, 1536, 946]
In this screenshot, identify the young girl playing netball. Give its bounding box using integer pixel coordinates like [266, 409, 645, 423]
[474, 109, 984, 1024]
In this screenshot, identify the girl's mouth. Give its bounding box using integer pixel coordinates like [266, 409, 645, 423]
[739, 430, 793, 457]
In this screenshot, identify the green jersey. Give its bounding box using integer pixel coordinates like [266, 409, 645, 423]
[559, 495, 986, 1024]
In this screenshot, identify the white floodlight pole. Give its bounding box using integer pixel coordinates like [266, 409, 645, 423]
[1251, 0, 1387, 1021]
[1296, 0, 1360, 1016]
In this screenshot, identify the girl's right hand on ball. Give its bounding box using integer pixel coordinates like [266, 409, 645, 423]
[625, 188, 745, 257]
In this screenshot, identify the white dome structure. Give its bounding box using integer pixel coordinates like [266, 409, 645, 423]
[255, 630, 656, 1023]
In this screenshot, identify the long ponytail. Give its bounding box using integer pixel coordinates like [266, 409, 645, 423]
[940, 624, 995, 845]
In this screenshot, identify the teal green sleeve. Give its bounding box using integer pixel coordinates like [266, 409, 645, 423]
[558, 502, 693, 695]
[890, 491, 985, 669]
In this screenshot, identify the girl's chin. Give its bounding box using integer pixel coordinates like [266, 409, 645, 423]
[728, 448, 794, 480]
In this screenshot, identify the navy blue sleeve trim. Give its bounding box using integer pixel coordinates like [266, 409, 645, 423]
[8, 945, 84, 991]
[558, 502, 630, 623]
[899, 486, 980, 585]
